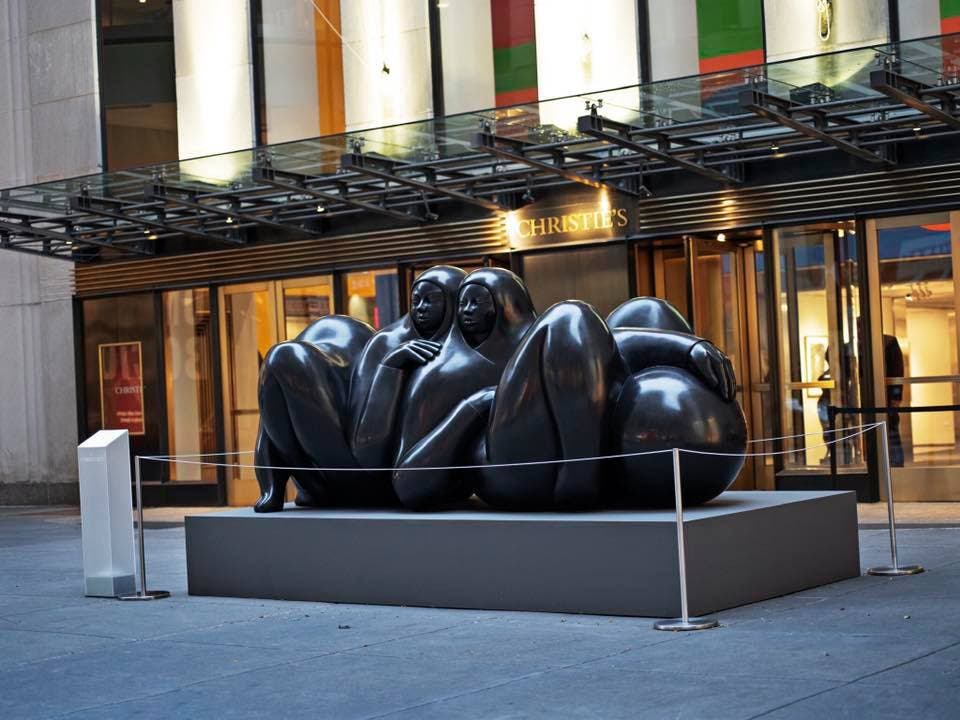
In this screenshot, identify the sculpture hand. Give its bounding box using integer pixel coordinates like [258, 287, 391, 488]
[689, 341, 736, 401]
[383, 339, 442, 369]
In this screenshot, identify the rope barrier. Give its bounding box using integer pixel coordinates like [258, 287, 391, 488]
[138, 423, 883, 472]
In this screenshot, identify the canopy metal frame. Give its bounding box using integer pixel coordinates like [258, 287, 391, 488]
[3, 41, 960, 262]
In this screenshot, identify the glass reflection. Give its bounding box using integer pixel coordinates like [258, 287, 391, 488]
[876, 215, 960, 467]
[162, 289, 216, 482]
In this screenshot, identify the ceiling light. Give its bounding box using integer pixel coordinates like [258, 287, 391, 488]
[717, 233, 726, 242]
[226, 216, 234, 224]
[770, 142, 780, 151]
[913, 126, 922, 133]
[838, 229, 845, 237]
[316, 203, 326, 213]
[148, 234, 157, 240]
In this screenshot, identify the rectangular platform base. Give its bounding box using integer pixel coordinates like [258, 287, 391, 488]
[185, 491, 860, 617]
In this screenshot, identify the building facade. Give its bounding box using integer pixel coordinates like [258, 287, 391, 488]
[3, 0, 960, 505]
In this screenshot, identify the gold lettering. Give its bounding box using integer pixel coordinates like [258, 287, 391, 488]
[561, 215, 570, 233]
[567, 213, 579, 231]
[600, 211, 614, 229]
[518, 219, 533, 238]
[616, 207, 629, 227]
[547, 216, 561, 234]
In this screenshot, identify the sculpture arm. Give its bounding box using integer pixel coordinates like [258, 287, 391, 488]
[613, 328, 736, 401]
[351, 340, 442, 468]
[351, 364, 405, 468]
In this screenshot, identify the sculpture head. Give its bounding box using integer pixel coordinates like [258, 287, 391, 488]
[455, 268, 536, 361]
[458, 283, 497, 345]
[409, 265, 467, 339]
[411, 280, 446, 337]
[606, 297, 693, 334]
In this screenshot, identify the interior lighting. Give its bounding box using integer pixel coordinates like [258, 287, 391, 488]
[148, 234, 158, 240]
[716, 233, 726, 242]
[913, 126, 922, 133]
[225, 216, 234, 224]
[143, 229, 150, 235]
[770, 142, 780, 151]
[316, 203, 326, 213]
[838, 229, 845, 237]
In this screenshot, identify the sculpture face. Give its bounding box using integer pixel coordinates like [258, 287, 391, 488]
[458, 283, 496, 346]
[411, 280, 446, 337]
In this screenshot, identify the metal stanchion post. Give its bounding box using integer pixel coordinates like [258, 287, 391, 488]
[119, 456, 171, 600]
[654, 448, 719, 631]
[867, 421, 923, 577]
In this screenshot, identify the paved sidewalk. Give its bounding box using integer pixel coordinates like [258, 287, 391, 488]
[0, 507, 958, 719]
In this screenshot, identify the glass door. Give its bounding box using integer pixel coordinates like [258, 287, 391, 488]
[652, 236, 763, 488]
[771, 221, 864, 476]
[691, 239, 760, 489]
[219, 274, 337, 505]
[867, 213, 960, 500]
[220, 282, 278, 506]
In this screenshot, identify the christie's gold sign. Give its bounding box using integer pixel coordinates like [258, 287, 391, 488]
[515, 207, 629, 239]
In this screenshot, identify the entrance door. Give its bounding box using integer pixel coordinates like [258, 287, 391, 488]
[653, 237, 764, 488]
[219, 275, 336, 505]
[770, 221, 866, 490]
[867, 213, 960, 500]
[219, 282, 278, 506]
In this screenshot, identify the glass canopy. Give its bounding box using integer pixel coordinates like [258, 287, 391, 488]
[2, 33, 960, 261]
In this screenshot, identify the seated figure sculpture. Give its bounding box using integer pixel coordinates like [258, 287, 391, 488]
[253, 265, 465, 511]
[254, 265, 747, 512]
[394, 285, 745, 510]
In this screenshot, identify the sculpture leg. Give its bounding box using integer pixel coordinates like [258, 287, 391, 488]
[481, 301, 624, 509]
[613, 367, 747, 507]
[254, 427, 291, 513]
[394, 388, 494, 510]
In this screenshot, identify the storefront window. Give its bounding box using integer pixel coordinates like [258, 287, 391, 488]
[875, 214, 960, 468]
[162, 289, 216, 482]
[522, 245, 630, 317]
[255, 0, 432, 144]
[346, 269, 400, 330]
[772, 221, 863, 472]
[99, 0, 178, 170]
[280, 276, 335, 339]
[82, 294, 164, 480]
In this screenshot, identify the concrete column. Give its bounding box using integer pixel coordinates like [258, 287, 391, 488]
[0, 0, 101, 504]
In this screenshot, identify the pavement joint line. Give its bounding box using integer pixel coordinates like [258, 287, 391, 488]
[362, 645, 652, 720]
[0, 622, 126, 642]
[744, 636, 960, 719]
[45, 621, 492, 719]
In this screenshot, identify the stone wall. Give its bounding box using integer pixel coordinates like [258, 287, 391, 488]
[0, 0, 102, 504]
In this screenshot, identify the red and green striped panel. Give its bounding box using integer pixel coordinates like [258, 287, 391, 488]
[942, 0, 960, 33]
[491, 0, 537, 106]
[696, 0, 764, 74]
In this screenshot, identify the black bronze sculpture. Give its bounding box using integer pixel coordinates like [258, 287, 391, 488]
[254, 266, 747, 513]
[254, 265, 465, 511]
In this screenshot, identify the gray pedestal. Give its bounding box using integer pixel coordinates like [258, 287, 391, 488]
[185, 491, 859, 617]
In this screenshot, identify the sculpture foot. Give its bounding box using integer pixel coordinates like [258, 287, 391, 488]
[254, 483, 286, 513]
[294, 488, 324, 507]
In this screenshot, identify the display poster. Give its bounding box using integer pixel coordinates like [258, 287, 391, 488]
[99, 341, 146, 436]
[764, 0, 889, 63]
